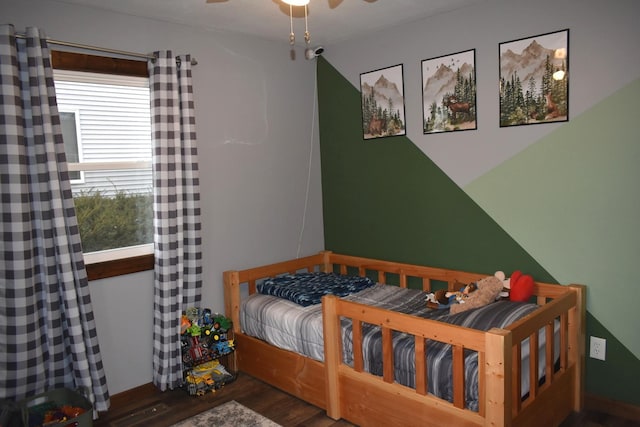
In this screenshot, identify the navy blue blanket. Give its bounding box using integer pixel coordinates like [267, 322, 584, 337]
[257, 272, 375, 307]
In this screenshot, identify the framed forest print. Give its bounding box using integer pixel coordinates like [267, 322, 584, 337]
[360, 64, 406, 140]
[499, 29, 569, 127]
[421, 49, 477, 134]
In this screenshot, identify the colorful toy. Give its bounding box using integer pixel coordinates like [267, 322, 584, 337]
[185, 307, 199, 323]
[449, 274, 504, 314]
[184, 357, 235, 395]
[180, 308, 235, 395]
[213, 314, 231, 331]
[445, 282, 478, 304]
[180, 315, 191, 334]
[426, 281, 476, 309]
[27, 402, 86, 427]
[508, 270, 535, 302]
[426, 273, 505, 314]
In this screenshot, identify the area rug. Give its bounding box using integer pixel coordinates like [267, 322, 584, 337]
[170, 400, 281, 427]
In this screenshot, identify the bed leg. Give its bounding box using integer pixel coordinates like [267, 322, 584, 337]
[323, 295, 342, 420]
[320, 250, 332, 273]
[485, 328, 512, 427]
[569, 284, 586, 412]
[223, 270, 241, 334]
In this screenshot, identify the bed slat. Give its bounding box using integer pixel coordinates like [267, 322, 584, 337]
[399, 270, 407, 288]
[452, 345, 465, 409]
[353, 320, 364, 373]
[561, 312, 569, 371]
[477, 351, 486, 417]
[529, 331, 539, 400]
[415, 336, 427, 395]
[546, 322, 555, 383]
[382, 327, 394, 383]
[422, 277, 431, 292]
[512, 343, 522, 416]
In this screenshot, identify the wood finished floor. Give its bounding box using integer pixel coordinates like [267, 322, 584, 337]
[94, 373, 353, 427]
[95, 373, 639, 427]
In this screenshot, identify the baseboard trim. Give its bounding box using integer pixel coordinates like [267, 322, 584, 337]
[585, 393, 640, 421]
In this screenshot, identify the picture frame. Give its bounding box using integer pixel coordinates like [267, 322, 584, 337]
[360, 64, 406, 140]
[499, 29, 569, 127]
[421, 49, 477, 134]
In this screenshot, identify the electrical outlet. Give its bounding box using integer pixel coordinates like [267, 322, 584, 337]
[590, 336, 606, 361]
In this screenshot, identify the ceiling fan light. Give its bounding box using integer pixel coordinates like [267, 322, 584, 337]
[283, 0, 310, 6]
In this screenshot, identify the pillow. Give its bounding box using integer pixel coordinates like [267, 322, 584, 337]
[257, 272, 375, 306]
[449, 275, 504, 314]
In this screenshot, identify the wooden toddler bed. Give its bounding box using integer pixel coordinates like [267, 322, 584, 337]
[223, 251, 585, 427]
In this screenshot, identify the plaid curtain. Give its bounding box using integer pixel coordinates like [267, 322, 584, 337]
[0, 25, 110, 411]
[149, 51, 202, 391]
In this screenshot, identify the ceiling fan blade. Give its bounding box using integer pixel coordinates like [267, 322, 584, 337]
[206, 0, 229, 3]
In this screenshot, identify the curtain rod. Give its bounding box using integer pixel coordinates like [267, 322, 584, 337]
[14, 33, 198, 65]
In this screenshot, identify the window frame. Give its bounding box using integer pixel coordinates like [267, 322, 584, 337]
[52, 50, 154, 281]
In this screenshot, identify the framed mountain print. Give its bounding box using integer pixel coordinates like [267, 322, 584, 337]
[421, 49, 477, 134]
[499, 29, 569, 127]
[360, 64, 406, 140]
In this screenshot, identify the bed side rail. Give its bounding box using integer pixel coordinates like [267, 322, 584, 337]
[326, 253, 561, 294]
[508, 284, 585, 419]
[507, 289, 574, 417]
[323, 295, 492, 423]
[238, 253, 329, 287]
[327, 253, 487, 291]
[322, 284, 584, 426]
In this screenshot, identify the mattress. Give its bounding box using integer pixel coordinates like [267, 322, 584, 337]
[240, 284, 436, 361]
[240, 283, 559, 411]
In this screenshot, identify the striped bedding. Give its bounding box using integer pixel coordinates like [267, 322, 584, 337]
[241, 283, 558, 411]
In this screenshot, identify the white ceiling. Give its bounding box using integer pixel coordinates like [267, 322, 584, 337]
[53, 0, 487, 47]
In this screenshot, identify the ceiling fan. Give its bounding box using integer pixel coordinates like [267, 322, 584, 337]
[204, 0, 378, 59]
[206, 0, 377, 7]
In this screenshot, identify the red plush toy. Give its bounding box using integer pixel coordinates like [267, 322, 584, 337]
[509, 270, 535, 302]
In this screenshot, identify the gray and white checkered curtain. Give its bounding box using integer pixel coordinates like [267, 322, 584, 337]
[0, 25, 110, 411]
[149, 51, 202, 391]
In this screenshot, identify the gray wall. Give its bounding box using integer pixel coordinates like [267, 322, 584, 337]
[4, 0, 325, 394]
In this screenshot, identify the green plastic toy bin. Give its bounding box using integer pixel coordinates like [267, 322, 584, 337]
[21, 387, 92, 427]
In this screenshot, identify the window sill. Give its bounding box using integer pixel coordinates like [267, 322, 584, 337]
[86, 253, 154, 281]
[84, 245, 154, 281]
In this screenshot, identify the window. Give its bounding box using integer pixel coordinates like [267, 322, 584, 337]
[52, 51, 154, 279]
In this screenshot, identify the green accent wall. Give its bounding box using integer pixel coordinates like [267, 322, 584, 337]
[316, 57, 640, 406]
[586, 313, 639, 404]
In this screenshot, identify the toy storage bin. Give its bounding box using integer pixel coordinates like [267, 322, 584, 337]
[21, 388, 92, 427]
[0, 399, 22, 427]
